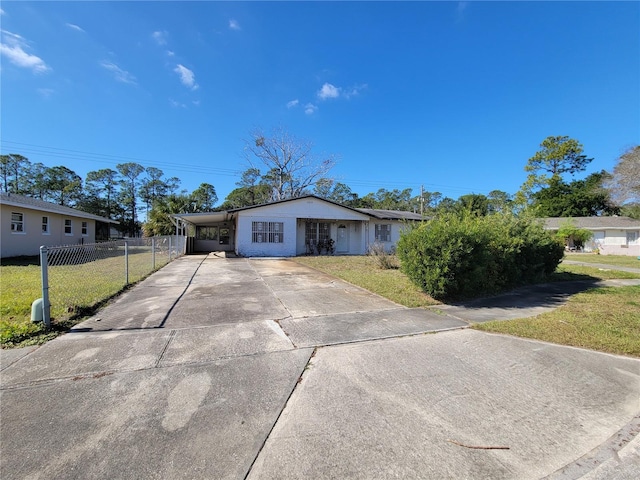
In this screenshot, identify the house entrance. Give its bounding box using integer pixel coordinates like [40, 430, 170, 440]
[336, 224, 348, 253]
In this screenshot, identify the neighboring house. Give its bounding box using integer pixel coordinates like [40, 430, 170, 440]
[172, 195, 423, 257]
[1, 192, 118, 258]
[543, 216, 640, 256]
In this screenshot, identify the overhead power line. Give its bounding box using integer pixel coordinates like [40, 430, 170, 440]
[2, 140, 486, 196]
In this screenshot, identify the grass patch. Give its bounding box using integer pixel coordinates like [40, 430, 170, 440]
[475, 285, 640, 357]
[294, 256, 440, 308]
[564, 253, 640, 269]
[1, 251, 171, 348]
[552, 264, 640, 281]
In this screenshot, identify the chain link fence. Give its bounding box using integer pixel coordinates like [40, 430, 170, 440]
[38, 235, 186, 326]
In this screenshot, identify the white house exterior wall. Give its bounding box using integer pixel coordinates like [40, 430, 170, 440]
[234, 198, 370, 257]
[235, 215, 297, 257]
[594, 229, 640, 256]
[1, 204, 95, 257]
[367, 219, 410, 252]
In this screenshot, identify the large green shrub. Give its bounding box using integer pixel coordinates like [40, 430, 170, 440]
[396, 213, 564, 300]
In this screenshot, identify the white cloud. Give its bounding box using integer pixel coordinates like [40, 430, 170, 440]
[304, 103, 318, 115]
[100, 61, 137, 85]
[317, 83, 340, 100]
[174, 64, 198, 90]
[344, 83, 368, 99]
[229, 19, 241, 31]
[0, 30, 50, 73]
[456, 2, 469, 22]
[37, 88, 55, 98]
[166, 50, 175, 57]
[1, 8, 6, 16]
[65, 23, 85, 33]
[152, 30, 168, 46]
[286, 99, 299, 108]
[169, 98, 187, 108]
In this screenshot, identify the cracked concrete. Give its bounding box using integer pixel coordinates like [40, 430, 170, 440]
[1, 254, 638, 479]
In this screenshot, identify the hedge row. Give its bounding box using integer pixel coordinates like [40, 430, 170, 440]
[396, 213, 564, 300]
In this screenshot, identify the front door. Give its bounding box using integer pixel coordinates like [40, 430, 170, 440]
[336, 224, 348, 253]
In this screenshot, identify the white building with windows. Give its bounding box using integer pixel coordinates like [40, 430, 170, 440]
[543, 216, 640, 256]
[172, 195, 423, 257]
[1, 193, 117, 258]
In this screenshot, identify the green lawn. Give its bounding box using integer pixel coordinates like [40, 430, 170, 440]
[564, 253, 640, 268]
[0, 251, 170, 347]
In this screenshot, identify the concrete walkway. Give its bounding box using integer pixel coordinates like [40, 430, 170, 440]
[1, 255, 639, 479]
[562, 259, 640, 275]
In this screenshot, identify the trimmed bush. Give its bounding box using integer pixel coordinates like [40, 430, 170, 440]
[396, 213, 564, 300]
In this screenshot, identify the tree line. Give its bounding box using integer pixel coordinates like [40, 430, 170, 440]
[0, 154, 217, 237]
[2, 131, 638, 239]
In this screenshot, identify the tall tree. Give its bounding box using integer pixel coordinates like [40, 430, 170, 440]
[457, 194, 489, 216]
[531, 172, 619, 217]
[22, 162, 48, 199]
[487, 190, 513, 214]
[85, 168, 119, 218]
[220, 185, 271, 209]
[117, 162, 145, 236]
[525, 136, 592, 179]
[244, 126, 336, 201]
[191, 183, 218, 210]
[313, 178, 357, 205]
[139, 167, 171, 216]
[605, 145, 640, 207]
[42, 166, 83, 206]
[0, 154, 30, 193]
[422, 191, 443, 214]
[228, 167, 269, 207]
[518, 135, 593, 208]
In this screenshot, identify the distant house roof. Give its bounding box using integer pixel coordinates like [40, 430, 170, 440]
[355, 208, 423, 221]
[542, 216, 640, 231]
[0, 192, 118, 223]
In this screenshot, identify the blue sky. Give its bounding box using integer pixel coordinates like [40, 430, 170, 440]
[1, 1, 638, 204]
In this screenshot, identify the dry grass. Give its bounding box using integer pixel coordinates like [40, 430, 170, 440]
[294, 255, 440, 308]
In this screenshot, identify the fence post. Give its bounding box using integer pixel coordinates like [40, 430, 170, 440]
[152, 237, 156, 270]
[169, 236, 172, 261]
[125, 240, 129, 285]
[39, 246, 51, 329]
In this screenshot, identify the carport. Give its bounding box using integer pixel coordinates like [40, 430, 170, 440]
[172, 211, 236, 254]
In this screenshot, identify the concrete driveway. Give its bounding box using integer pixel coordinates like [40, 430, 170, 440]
[1, 254, 639, 479]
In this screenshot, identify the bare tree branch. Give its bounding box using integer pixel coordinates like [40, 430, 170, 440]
[244, 126, 337, 201]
